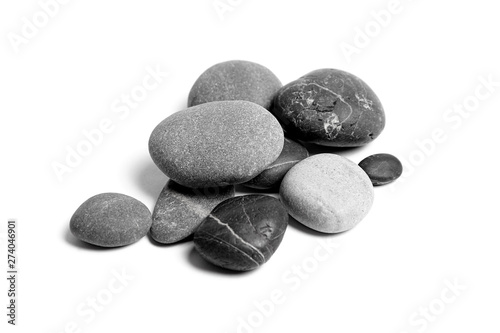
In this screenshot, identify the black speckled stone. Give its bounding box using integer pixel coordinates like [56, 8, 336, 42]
[272, 68, 385, 147]
[70, 193, 152, 247]
[151, 180, 235, 244]
[149, 101, 284, 188]
[188, 60, 282, 110]
[243, 138, 309, 190]
[193, 195, 288, 271]
[358, 153, 403, 186]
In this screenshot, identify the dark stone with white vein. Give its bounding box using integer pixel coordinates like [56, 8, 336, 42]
[272, 68, 385, 147]
[193, 195, 288, 271]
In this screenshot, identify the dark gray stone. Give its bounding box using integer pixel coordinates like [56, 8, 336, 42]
[243, 138, 309, 190]
[193, 195, 288, 271]
[70, 193, 152, 247]
[272, 68, 385, 147]
[358, 153, 403, 186]
[149, 100, 284, 188]
[151, 180, 235, 244]
[188, 60, 282, 110]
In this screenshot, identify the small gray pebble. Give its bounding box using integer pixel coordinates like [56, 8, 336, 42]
[70, 193, 152, 247]
[149, 100, 284, 188]
[188, 60, 282, 110]
[358, 153, 403, 186]
[194, 195, 288, 271]
[243, 137, 309, 190]
[151, 180, 235, 244]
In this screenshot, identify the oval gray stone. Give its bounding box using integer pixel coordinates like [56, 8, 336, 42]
[242, 137, 309, 190]
[149, 100, 284, 188]
[151, 180, 235, 244]
[70, 193, 152, 247]
[194, 195, 288, 271]
[188, 60, 282, 110]
[272, 68, 385, 147]
[280, 154, 374, 233]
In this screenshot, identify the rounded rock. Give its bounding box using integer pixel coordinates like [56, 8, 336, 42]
[188, 60, 282, 110]
[272, 68, 385, 147]
[280, 154, 374, 233]
[149, 100, 284, 188]
[70, 193, 152, 247]
[193, 195, 288, 271]
[242, 137, 309, 190]
[358, 153, 403, 186]
[151, 180, 235, 244]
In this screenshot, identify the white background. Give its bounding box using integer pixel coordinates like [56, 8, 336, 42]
[1, 0, 500, 332]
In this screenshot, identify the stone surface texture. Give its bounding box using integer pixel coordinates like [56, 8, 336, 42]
[151, 180, 235, 244]
[358, 153, 403, 186]
[188, 60, 282, 110]
[193, 195, 288, 271]
[243, 137, 309, 190]
[70, 193, 152, 247]
[272, 68, 385, 147]
[280, 154, 374, 233]
[149, 100, 284, 188]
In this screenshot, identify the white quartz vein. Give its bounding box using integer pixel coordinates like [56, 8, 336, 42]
[209, 214, 265, 262]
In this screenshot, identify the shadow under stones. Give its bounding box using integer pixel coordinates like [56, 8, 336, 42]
[147, 232, 194, 247]
[64, 228, 123, 251]
[301, 141, 362, 158]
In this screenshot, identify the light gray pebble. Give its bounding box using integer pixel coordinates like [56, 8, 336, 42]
[280, 154, 374, 233]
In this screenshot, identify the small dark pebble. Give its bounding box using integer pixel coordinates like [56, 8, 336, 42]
[193, 195, 288, 271]
[358, 153, 403, 186]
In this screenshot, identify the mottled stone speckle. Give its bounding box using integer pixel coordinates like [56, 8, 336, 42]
[151, 180, 235, 244]
[149, 101, 284, 188]
[70, 193, 152, 247]
[188, 60, 282, 110]
[193, 195, 288, 271]
[272, 68, 385, 147]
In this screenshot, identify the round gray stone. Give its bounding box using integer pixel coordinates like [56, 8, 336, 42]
[243, 137, 309, 190]
[70, 193, 152, 247]
[188, 60, 282, 110]
[151, 180, 235, 244]
[280, 154, 374, 233]
[149, 100, 284, 188]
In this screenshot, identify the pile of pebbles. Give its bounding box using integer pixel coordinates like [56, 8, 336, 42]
[70, 60, 403, 271]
